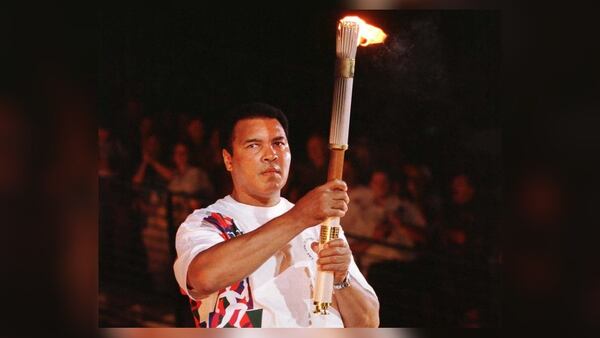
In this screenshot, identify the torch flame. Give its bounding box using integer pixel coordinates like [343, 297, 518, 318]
[340, 16, 387, 46]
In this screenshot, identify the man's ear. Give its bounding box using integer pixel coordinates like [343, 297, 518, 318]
[222, 149, 233, 172]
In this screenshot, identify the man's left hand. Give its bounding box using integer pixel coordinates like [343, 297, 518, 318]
[312, 238, 352, 284]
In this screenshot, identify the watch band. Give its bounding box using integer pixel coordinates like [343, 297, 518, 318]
[333, 273, 351, 290]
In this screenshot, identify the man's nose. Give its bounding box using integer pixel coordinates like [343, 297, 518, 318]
[262, 145, 279, 162]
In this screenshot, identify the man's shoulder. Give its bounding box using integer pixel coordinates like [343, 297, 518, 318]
[182, 197, 234, 224]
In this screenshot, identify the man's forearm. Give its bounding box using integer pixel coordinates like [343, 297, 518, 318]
[187, 212, 305, 298]
[334, 281, 380, 327]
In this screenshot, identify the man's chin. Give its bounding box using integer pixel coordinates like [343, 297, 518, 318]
[260, 179, 286, 193]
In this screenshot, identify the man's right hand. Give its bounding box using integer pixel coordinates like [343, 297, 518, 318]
[287, 179, 350, 228]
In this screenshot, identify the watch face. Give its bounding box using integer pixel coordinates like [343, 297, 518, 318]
[334, 274, 351, 289]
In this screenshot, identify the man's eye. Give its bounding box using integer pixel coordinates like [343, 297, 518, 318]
[274, 141, 286, 147]
[247, 144, 259, 149]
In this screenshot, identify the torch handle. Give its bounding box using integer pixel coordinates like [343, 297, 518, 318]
[327, 148, 346, 180]
[313, 148, 346, 314]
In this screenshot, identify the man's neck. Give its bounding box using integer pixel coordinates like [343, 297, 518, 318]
[230, 190, 281, 207]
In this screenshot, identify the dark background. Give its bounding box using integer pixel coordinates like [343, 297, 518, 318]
[99, 9, 500, 181]
[96, 9, 501, 328]
[7, 2, 600, 336]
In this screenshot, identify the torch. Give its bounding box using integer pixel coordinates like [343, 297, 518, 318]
[313, 16, 386, 315]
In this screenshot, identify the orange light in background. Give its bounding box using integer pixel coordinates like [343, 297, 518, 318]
[340, 16, 387, 46]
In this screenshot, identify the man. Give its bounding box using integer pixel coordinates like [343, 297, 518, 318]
[173, 103, 379, 328]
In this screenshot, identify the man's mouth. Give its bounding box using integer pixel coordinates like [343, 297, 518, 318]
[262, 167, 281, 175]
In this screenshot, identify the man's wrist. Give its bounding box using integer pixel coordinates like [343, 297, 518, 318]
[333, 272, 351, 290]
[280, 211, 307, 232]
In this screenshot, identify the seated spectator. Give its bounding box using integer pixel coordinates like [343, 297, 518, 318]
[438, 171, 494, 327]
[399, 163, 442, 223]
[167, 142, 214, 199]
[127, 114, 155, 165]
[349, 136, 374, 186]
[442, 172, 489, 256]
[182, 117, 211, 170]
[342, 169, 427, 275]
[132, 134, 168, 190]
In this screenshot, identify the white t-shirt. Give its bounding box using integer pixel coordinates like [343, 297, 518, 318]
[173, 195, 377, 328]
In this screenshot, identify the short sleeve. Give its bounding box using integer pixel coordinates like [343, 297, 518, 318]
[173, 209, 225, 300]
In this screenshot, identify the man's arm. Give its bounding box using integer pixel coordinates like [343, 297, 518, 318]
[316, 239, 380, 327]
[333, 276, 380, 327]
[187, 210, 305, 298]
[187, 180, 350, 299]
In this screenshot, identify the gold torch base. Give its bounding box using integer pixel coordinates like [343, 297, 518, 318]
[313, 301, 332, 315]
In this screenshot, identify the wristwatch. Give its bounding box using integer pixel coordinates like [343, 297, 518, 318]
[333, 273, 351, 290]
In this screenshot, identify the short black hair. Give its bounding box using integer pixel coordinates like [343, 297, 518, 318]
[220, 102, 289, 154]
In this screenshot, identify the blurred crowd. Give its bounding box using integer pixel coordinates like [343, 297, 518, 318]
[99, 97, 501, 327]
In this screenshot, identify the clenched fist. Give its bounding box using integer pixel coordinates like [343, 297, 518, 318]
[287, 179, 350, 228]
[311, 238, 352, 284]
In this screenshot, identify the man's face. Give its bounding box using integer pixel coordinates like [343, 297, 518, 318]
[223, 118, 291, 202]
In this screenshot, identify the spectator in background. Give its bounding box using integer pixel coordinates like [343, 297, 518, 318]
[139, 116, 154, 142]
[439, 171, 493, 327]
[98, 125, 139, 286]
[398, 163, 442, 224]
[126, 114, 156, 170]
[167, 142, 215, 229]
[342, 170, 391, 268]
[183, 117, 211, 170]
[98, 126, 128, 179]
[287, 133, 328, 201]
[342, 159, 360, 190]
[132, 134, 168, 190]
[348, 136, 373, 186]
[343, 169, 427, 275]
[358, 170, 430, 327]
[205, 128, 232, 199]
[443, 173, 486, 255]
[168, 142, 214, 199]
